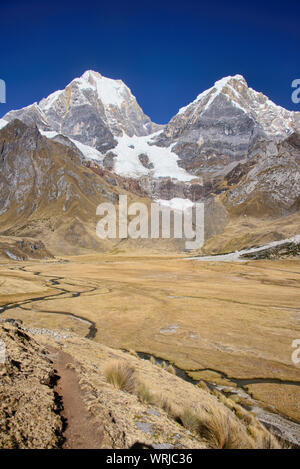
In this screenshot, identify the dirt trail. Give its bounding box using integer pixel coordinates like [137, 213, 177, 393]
[49, 347, 103, 449]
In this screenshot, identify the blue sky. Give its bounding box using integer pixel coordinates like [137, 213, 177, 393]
[1, 0, 299, 124]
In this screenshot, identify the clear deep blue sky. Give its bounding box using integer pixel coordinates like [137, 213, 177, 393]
[1, 0, 299, 124]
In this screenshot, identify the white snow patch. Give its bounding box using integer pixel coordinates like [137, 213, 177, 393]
[113, 133, 195, 181]
[178, 75, 247, 115]
[40, 90, 63, 111]
[38, 129, 104, 162]
[156, 198, 195, 211]
[4, 251, 24, 261]
[69, 138, 104, 161]
[187, 235, 300, 262]
[80, 70, 127, 107]
[0, 119, 8, 130]
[39, 130, 59, 139]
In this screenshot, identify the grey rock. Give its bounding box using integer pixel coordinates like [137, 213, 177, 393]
[135, 421, 154, 435]
[146, 408, 161, 417]
[152, 443, 176, 449]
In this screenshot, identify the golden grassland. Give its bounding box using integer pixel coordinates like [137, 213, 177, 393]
[0, 254, 299, 421]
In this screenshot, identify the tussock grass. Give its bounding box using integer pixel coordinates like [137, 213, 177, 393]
[149, 356, 156, 365]
[136, 381, 156, 405]
[176, 404, 281, 449]
[103, 359, 281, 449]
[197, 380, 210, 392]
[158, 395, 181, 421]
[196, 408, 253, 449]
[167, 364, 176, 375]
[248, 425, 282, 449]
[180, 408, 200, 432]
[104, 360, 136, 393]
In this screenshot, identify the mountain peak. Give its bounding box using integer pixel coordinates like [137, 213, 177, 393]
[214, 74, 247, 86]
[74, 70, 128, 108]
[178, 74, 248, 115]
[81, 70, 103, 80]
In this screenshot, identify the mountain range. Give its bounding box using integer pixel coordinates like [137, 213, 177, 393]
[0, 71, 299, 256]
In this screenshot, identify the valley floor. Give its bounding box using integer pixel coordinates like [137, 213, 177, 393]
[0, 254, 299, 438]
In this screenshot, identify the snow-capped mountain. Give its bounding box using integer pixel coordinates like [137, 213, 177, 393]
[1, 71, 300, 255]
[3, 70, 161, 152]
[153, 74, 299, 177]
[2, 72, 298, 188]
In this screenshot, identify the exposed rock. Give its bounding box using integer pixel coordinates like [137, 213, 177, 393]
[3, 71, 161, 152]
[0, 323, 64, 449]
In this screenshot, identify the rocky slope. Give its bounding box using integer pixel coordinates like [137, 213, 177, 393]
[0, 119, 123, 255]
[0, 236, 53, 261]
[0, 321, 63, 449]
[0, 119, 224, 254]
[0, 321, 283, 449]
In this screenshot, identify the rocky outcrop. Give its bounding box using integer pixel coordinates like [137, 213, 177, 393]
[0, 322, 64, 449]
[0, 236, 53, 260]
[223, 133, 300, 217]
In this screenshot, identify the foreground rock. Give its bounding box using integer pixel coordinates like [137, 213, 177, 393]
[0, 322, 284, 449]
[0, 323, 63, 448]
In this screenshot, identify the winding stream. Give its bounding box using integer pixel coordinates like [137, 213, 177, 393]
[137, 351, 300, 447]
[0, 265, 100, 339]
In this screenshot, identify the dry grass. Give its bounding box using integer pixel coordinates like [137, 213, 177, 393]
[176, 403, 281, 449]
[196, 408, 254, 449]
[158, 395, 181, 420]
[103, 358, 282, 449]
[167, 364, 176, 375]
[180, 407, 200, 432]
[3, 256, 300, 423]
[104, 360, 156, 405]
[136, 381, 156, 405]
[104, 360, 136, 393]
[248, 425, 282, 449]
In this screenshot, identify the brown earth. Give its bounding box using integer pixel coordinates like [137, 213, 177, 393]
[49, 347, 103, 449]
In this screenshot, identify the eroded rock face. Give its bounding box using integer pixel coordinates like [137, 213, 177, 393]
[223, 133, 300, 217]
[0, 323, 63, 449]
[0, 120, 121, 253]
[0, 120, 118, 219]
